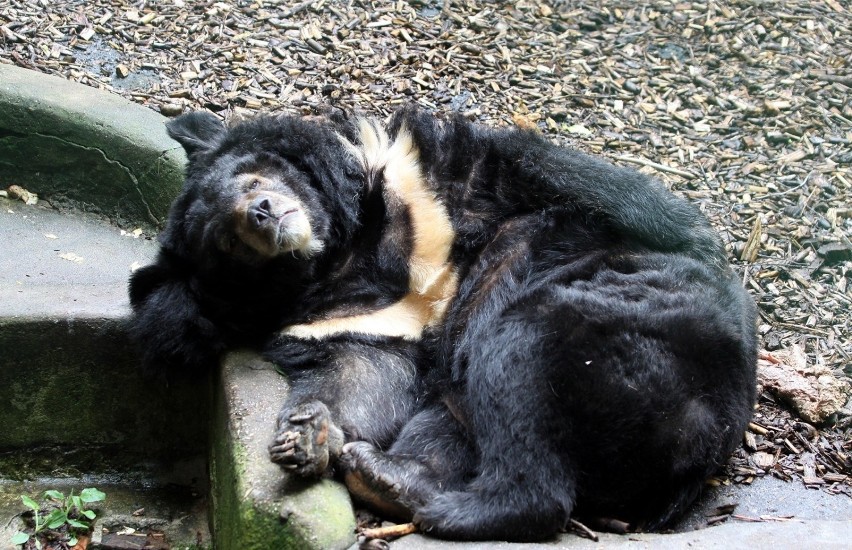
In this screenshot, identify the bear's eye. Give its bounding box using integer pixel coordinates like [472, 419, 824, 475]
[247, 179, 261, 190]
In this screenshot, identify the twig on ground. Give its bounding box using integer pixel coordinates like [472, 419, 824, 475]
[615, 155, 698, 180]
[281, 0, 320, 19]
[569, 518, 599, 542]
[361, 522, 418, 540]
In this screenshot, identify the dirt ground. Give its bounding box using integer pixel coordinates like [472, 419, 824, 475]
[2, 0, 850, 505]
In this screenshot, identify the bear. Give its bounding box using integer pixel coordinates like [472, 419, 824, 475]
[129, 105, 757, 542]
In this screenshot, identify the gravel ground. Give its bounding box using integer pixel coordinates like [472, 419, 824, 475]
[2, 0, 850, 514]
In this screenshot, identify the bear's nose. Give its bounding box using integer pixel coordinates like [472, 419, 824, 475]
[248, 197, 273, 228]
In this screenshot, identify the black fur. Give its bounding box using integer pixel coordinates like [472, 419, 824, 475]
[128, 106, 757, 542]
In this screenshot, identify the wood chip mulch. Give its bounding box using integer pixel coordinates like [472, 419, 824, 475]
[2, 0, 849, 503]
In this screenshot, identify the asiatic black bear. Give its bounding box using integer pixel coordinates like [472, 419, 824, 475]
[129, 105, 756, 541]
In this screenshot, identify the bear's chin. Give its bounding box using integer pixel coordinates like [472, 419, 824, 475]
[238, 222, 321, 260]
[271, 215, 324, 258]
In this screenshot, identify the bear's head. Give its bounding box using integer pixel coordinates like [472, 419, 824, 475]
[160, 111, 366, 269]
[127, 111, 368, 371]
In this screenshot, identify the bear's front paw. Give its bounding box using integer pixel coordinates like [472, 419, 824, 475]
[268, 400, 343, 477]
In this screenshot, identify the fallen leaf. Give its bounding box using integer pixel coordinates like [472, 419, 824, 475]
[757, 345, 851, 424]
[59, 252, 84, 263]
[779, 150, 807, 164]
[566, 124, 592, 136]
[512, 113, 539, 130]
[751, 451, 775, 469]
[693, 121, 712, 133]
[817, 242, 852, 264]
[7, 184, 38, 205]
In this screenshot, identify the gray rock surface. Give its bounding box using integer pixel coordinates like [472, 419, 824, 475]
[0, 198, 155, 319]
[0, 64, 185, 229]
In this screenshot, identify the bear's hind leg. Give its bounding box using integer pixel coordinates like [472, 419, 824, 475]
[411, 404, 577, 541]
[341, 404, 474, 520]
[413, 478, 575, 542]
[411, 291, 579, 541]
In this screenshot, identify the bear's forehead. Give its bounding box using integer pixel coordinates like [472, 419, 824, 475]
[213, 145, 297, 174]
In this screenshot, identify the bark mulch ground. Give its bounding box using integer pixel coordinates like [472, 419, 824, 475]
[2, 0, 850, 517]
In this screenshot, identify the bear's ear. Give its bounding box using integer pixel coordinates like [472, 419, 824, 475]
[166, 111, 226, 156]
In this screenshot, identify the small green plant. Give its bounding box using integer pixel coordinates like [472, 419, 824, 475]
[10, 488, 106, 549]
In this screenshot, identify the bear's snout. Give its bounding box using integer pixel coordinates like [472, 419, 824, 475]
[248, 196, 274, 228]
[247, 196, 299, 230]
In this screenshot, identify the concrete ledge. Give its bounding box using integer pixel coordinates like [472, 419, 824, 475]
[212, 351, 356, 550]
[391, 520, 852, 550]
[0, 63, 185, 229]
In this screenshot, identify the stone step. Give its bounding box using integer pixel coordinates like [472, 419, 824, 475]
[1, 199, 154, 320]
[0, 200, 212, 549]
[0, 199, 206, 456]
[0, 63, 183, 229]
